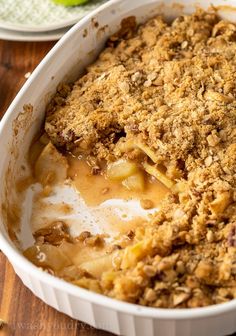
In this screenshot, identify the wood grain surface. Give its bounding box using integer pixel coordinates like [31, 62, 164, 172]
[0, 40, 113, 336]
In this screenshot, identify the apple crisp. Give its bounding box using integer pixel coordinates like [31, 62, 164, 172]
[25, 9, 236, 308]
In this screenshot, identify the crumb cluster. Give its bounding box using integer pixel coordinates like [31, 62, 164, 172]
[41, 10, 236, 308]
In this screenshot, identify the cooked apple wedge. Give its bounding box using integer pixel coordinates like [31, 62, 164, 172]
[24, 244, 71, 272]
[106, 159, 138, 181]
[143, 162, 174, 189]
[122, 172, 145, 192]
[34, 142, 68, 186]
[80, 255, 113, 278]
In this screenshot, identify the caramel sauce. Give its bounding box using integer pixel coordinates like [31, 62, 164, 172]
[25, 141, 170, 276]
[100, 214, 146, 237]
[27, 139, 170, 245]
[67, 155, 169, 207]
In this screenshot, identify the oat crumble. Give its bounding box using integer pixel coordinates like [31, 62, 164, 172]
[25, 9, 236, 308]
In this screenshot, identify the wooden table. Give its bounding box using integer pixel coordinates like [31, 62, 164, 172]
[0, 40, 113, 336]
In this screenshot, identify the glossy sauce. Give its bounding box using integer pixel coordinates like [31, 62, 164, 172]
[67, 155, 169, 207]
[28, 139, 170, 240]
[24, 142, 171, 273]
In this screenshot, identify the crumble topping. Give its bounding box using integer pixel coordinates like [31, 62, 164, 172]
[26, 9, 236, 308]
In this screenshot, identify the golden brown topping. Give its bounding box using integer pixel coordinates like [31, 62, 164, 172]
[195, 261, 213, 281]
[25, 8, 236, 309]
[173, 292, 191, 307]
[228, 225, 236, 247]
[144, 288, 157, 302]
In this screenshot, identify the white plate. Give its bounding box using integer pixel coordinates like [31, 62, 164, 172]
[0, 26, 70, 42]
[0, 0, 107, 33]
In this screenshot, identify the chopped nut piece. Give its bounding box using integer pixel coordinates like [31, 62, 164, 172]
[131, 71, 142, 82]
[228, 226, 236, 247]
[91, 166, 101, 175]
[173, 292, 191, 306]
[204, 156, 213, 167]
[176, 260, 185, 274]
[85, 235, 105, 248]
[101, 187, 109, 194]
[206, 132, 221, 147]
[147, 72, 157, 81]
[219, 262, 231, 281]
[144, 79, 152, 87]
[34, 221, 71, 246]
[173, 208, 185, 219]
[140, 199, 154, 209]
[76, 231, 92, 242]
[210, 191, 231, 215]
[144, 288, 157, 302]
[206, 230, 214, 243]
[118, 81, 130, 93]
[127, 230, 135, 240]
[195, 261, 213, 281]
[181, 40, 188, 49]
[143, 265, 156, 277]
[204, 90, 233, 103]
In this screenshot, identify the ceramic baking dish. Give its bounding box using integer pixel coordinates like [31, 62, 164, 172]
[1, 0, 236, 335]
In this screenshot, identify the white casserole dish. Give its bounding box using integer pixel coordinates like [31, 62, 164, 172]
[1, 0, 236, 335]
